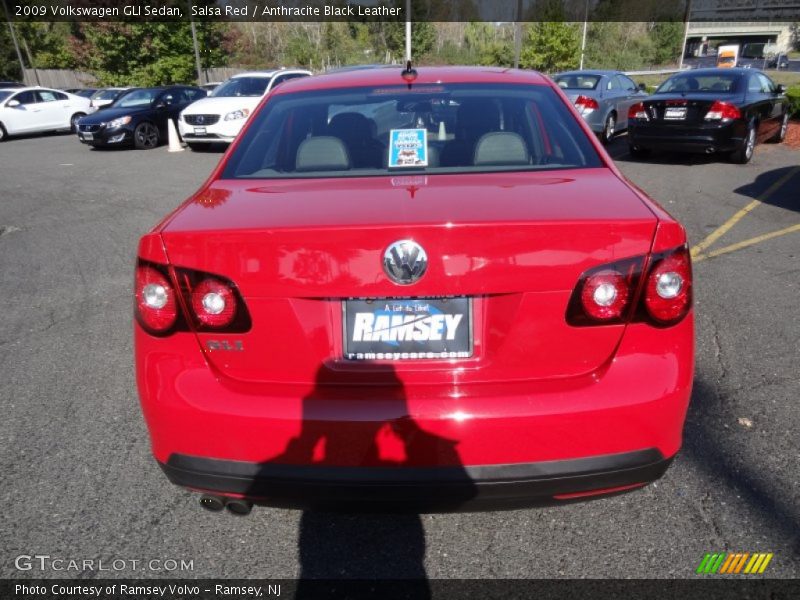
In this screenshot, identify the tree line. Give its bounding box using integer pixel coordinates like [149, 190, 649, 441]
[1, 20, 686, 86]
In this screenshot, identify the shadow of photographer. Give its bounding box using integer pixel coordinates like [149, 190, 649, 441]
[247, 364, 477, 595]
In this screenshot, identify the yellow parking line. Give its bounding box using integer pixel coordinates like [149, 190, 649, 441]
[691, 166, 800, 258]
[694, 223, 800, 262]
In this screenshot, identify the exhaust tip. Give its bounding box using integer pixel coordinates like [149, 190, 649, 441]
[199, 494, 226, 512]
[226, 499, 253, 516]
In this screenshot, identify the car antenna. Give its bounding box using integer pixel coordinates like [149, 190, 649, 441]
[401, 60, 417, 88]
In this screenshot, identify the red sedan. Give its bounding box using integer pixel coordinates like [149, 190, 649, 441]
[134, 66, 694, 514]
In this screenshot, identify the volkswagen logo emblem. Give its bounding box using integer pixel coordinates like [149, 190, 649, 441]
[383, 240, 427, 285]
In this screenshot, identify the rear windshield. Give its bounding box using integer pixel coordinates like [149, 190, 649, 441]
[212, 77, 270, 98]
[656, 74, 741, 94]
[554, 75, 601, 90]
[0, 91, 12, 102]
[222, 83, 602, 179]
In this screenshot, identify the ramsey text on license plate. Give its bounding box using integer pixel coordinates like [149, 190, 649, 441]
[342, 297, 473, 360]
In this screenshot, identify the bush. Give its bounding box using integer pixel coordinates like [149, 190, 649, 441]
[787, 86, 800, 119]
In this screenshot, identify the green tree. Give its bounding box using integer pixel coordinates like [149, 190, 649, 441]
[519, 22, 580, 73]
[74, 22, 231, 86]
[651, 22, 684, 65]
[0, 24, 23, 81]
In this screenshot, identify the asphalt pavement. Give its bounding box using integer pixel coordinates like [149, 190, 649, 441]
[0, 132, 798, 580]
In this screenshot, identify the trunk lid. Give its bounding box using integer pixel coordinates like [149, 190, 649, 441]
[643, 93, 738, 126]
[162, 170, 658, 384]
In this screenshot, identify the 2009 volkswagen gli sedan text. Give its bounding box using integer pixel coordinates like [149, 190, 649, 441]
[134, 66, 694, 513]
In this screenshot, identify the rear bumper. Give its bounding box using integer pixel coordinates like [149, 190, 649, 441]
[136, 313, 694, 508]
[628, 121, 744, 153]
[162, 449, 673, 510]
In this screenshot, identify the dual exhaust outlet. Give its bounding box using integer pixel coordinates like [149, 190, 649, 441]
[200, 494, 253, 516]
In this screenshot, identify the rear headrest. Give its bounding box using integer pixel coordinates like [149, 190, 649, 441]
[329, 112, 376, 141]
[473, 132, 529, 166]
[295, 136, 350, 172]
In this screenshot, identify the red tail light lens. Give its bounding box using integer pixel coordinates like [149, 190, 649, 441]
[580, 270, 631, 321]
[574, 95, 599, 115]
[643, 246, 692, 324]
[190, 278, 237, 328]
[704, 101, 741, 122]
[567, 257, 644, 326]
[135, 264, 178, 334]
[135, 260, 251, 336]
[567, 246, 692, 327]
[628, 102, 648, 120]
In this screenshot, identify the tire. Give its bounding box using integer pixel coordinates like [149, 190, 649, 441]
[628, 142, 650, 159]
[729, 120, 756, 164]
[133, 121, 159, 149]
[768, 112, 789, 143]
[70, 112, 85, 133]
[601, 112, 616, 145]
[0, 122, 6, 142]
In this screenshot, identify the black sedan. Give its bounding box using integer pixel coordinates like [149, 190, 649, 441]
[627, 68, 789, 164]
[76, 86, 205, 149]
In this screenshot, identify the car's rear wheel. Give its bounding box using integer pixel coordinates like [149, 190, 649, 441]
[729, 120, 756, 164]
[768, 112, 789, 143]
[601, 112, 616, 145]
[0, 122, 6, 142]
[70, 113, 85, 133]
[134, 122, 159, 150]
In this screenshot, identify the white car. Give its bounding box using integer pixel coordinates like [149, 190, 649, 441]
[179, 69, 311, 150]
[0, 87, 92, 141]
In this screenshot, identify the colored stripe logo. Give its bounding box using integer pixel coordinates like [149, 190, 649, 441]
[696, 552, 773, 574]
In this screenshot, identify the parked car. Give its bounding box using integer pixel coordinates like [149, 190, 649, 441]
[76, 85, 206, 149]
[88, 87, 131, 113]
[179, 69, 311, 150]
[553, 70, 648, 144]
[767, 53, 790, 70]
[136, 66, 694, 513]
[627, 68, 789, 164]
[0, 87, 91, 141]
[0, 81, 25, 88]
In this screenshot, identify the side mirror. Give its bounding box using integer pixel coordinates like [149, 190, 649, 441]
[154, 101, 167, 109]
[776, 84, 787, 94]
[638, 83, 647, 91]
[7, 99, 20, 107]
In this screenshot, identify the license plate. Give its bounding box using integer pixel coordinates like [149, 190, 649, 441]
[343, 297, 472, 360]
[664, 107, 687, 120]
[194, 127, 207, 135]
[81, 132, 93, 141]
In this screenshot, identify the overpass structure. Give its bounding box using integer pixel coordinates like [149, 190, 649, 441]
[686, 1, 797, 56]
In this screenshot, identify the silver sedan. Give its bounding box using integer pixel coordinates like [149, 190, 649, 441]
[553, 70, 649, 144]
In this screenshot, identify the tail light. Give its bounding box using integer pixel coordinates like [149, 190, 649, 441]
[190, 278, 237, 328]
[704, 101, 741, 122]
[567, 245, 692, 327]
[135, 263, 178, 335]
[134, 260, 250, 335]
[567, 257, 644, 326]
[628, 102, 648, 120]
[574, 95, 599, 115]
[643, 246, 692, 324]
